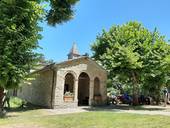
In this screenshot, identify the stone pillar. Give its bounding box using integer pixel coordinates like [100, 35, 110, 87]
[54, 72, 65, 108]
[100, 80, 107, 104]
[74, 79, 78, 102]
[89, 79, 94, 105]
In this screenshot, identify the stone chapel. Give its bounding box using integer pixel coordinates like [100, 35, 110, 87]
[17, 44, 107, 108]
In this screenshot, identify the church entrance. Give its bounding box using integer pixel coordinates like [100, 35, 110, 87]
[78, 72, 90, 106]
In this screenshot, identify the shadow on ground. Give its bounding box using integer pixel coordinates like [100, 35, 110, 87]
[2, 104, 44, 118]
[7, 104, 43, 113]
[82, 104, 167, 112]
[3, 104, 170, 119]
[6, 104, 168, 113]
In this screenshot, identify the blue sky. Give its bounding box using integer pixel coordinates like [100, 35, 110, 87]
[38, 0, 170, 62]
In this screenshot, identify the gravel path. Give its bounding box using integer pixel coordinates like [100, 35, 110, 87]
[46, 106, 89, 115]
[117, 109, 170, 116]
[116, 105, 170, 116]
[45, 105, 170, 116]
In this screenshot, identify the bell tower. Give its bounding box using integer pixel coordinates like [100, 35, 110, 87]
[68, 43, 80, 59]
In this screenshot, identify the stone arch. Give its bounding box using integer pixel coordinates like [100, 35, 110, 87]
[78, 72, 90, 105]
[64, 73, 75, 95]
[63, 70, 77, 80]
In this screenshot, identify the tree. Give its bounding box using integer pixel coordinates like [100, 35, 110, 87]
[46, 0, 79, 26]
[0, 0, 78, 116]
[91, 21, 170, 105]
[142, 30, 170, 104]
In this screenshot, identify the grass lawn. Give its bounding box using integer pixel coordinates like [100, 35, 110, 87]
[1, 97, 170, 128]
[0, 109, 170, 128]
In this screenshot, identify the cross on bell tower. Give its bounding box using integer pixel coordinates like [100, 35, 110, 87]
[68, 43, 80, 60]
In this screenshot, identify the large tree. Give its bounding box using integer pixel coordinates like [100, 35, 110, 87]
[0, 0, 78, 116]
[91, 21, 170, 105]
[142, 30, 170, 104]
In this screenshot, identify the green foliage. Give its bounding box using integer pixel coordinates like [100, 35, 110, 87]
[0, 0, 78, 89]
[9, 96, 24, 108]
[1, 0, 79, 26]
[92, 21, 150, 84]
[0, 0, 44, 89]
[46, 0, 79, 26]
[141, 31, 170, 102]
[0, 0, 78, 115]
[91, 21, 170, 104]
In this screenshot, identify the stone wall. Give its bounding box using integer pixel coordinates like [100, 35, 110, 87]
[17, 69, 53, 108]
[54, 101, 77, 109]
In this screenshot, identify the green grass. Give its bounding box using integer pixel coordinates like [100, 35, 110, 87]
[0, 109, 170, 128]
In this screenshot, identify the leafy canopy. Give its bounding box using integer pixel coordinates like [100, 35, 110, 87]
[91, 21, 170, 103]
[0, 0, 79, 89]
[46, 0, 79, 26]
[92, 22, 151, 82]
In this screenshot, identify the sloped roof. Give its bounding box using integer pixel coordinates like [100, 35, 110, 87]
[56, 56, 107, 73]
[33, 57, 106, 74]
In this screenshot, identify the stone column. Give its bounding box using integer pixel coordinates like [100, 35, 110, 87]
[54, 72, 65, 108]
[74, 79, 78, 102]
[89, 79, 94, 105]
[100, 80, 107, 104]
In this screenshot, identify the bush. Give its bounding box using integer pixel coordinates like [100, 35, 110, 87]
[9, 97, 24, 108]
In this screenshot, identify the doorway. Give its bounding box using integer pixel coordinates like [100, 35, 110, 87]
[78, 72, 90, 105]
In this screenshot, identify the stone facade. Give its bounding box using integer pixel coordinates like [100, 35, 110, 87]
[17, 57, 107, 109]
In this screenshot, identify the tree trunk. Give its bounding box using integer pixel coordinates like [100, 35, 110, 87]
[164, 94, 167, 107]
[155, 92, 160, 105]
[132, 71, 139, 106]
[0, 87, 5, 117]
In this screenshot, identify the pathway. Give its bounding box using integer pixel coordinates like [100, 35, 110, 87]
[46, 105, 170, 116]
